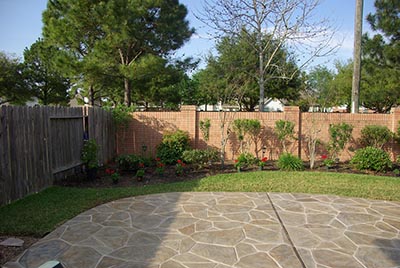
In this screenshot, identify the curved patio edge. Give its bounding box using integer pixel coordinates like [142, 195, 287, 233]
[4, 192, 400, 268]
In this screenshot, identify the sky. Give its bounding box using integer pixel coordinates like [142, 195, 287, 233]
[0, 0, 376, 71]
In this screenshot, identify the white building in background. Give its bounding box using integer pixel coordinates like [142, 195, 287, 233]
[197, 98, 284, 112]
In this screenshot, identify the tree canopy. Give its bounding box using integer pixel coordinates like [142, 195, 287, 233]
[195, 31, 302, 111]
[23, 39, 71, 106]
[198, 0, 337, 111]
[42, 0, 194, 107]
[0, 52, 31, 105]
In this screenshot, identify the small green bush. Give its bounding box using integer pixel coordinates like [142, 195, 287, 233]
[182, 148, 219, 169]
[277, 153, 304, 171]
[81, 139, 99, 169]
[156, 130, 191, 165]
[360, 125, 392, 149]
[234, 152, 257, 169]
[350, 146, 392, 172]
[116, 154, 150, 170]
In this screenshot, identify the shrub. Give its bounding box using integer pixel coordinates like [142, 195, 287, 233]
[116, 154, 150, 170]
[232, 119, 261, 153]
[199, 119, 211, 141]
[156, 130, 191, 165]
[277, 153, 304, 171]
[81, 139, 99, 169]
[360, 125, 392, 149]
[234, 153, 257, 169]
[350, 146, 392, 172]
[328, 123, 353, 160]
[274, 120, 295, 153]
[182, 148, 219, 169]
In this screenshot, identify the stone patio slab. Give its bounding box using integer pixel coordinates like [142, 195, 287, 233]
[4, 192, 400, 268]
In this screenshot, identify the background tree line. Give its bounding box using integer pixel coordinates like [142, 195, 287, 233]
[1, 0, 399, 113]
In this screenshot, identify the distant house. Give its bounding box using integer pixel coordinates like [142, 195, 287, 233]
[197, 98, 284, 112]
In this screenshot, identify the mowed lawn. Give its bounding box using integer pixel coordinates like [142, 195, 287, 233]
[0, 171, 399, 237]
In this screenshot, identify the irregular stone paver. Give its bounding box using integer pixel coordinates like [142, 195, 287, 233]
[0, 238, 24, 247]
[4, 192, 400, 268]
[270, 193, 400, 268]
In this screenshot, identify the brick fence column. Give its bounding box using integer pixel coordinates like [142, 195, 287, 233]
[391, 107, 400, 133]
[391, 107, 400, 159]
[284, 106, 301, 157]
[180, 105, 198, 148]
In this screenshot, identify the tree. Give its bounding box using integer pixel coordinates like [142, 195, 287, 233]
[327, 61, 353, 111]
[93, 0, 194, 106]
[43, 0, 105, 105]
[304, 65, 334, 110]
[360, 0, 400, 112]
[197, 32, 302, 111]
[43, 0, 194, 106]
[198, 0, 338, 111]
[23, 39, 71, 106]
[0, 52, 31, 105]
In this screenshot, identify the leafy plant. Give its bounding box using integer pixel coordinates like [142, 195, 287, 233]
[156, 130, 191, 164]
[175, 159, 186, 176]
[81, 139, 99, 169]
[258, 157, 268, 167]
[328, 123, 353, 160]
[155, 158, 165, 175]
[233, 119, 261, 153]
[110, 172, 120, 184]
[234, 153, 257, 169]
[350, 146, 392, 172]
[136, 169, 145, 178]
[360, 125, 392, 149]
[116, 154, 142, 171]
[274, 120, 295, 153]
[182, 148, 219, 169]
[199, 119, 211, 141]
[106, 104, 136, 128]
[277, 153, 304, 171]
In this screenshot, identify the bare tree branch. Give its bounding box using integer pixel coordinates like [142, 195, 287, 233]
[196, 0, 340, 111]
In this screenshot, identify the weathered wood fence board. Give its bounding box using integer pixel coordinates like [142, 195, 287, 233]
[0, 106, 115, 206]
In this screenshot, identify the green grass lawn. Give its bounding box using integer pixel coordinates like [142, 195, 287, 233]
[1, 171, 399, 237]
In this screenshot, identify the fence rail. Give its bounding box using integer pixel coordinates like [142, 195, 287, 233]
[0, 106, 115, 206]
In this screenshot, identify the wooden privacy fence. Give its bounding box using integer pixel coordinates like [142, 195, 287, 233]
[0, 106, 115, 206]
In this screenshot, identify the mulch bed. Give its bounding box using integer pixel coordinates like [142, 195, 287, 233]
[0, 236, 39, 266]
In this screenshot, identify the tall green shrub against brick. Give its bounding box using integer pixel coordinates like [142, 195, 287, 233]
[156, 130, 190, 164]
[360, 125, 392, 149]
[328, 123, 353, 160]
[274, 120, 295, 153]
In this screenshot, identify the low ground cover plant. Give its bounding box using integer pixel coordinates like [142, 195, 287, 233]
[116, 154, 150, 171]
[234, 152, 257, 170]
[182, 148, 219, 169]
[277, 153, 304, 171]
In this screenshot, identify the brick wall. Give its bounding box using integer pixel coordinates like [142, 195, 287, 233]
[117, 105, 400, 162]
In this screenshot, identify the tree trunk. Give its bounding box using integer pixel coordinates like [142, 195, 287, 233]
[89, 84, 95, 106]
[124, 78, 131, 107]
[351, 0, 363, 113]
[259, 49, 265, 112]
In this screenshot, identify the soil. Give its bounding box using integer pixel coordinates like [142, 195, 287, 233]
[0, 236, 40, 266]
[1, 161, 398, 265]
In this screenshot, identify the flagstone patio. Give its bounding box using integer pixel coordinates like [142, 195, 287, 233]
[4, 192, 400, 268]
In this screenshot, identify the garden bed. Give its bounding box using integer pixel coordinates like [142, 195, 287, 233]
[54, 160, 399, 189]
